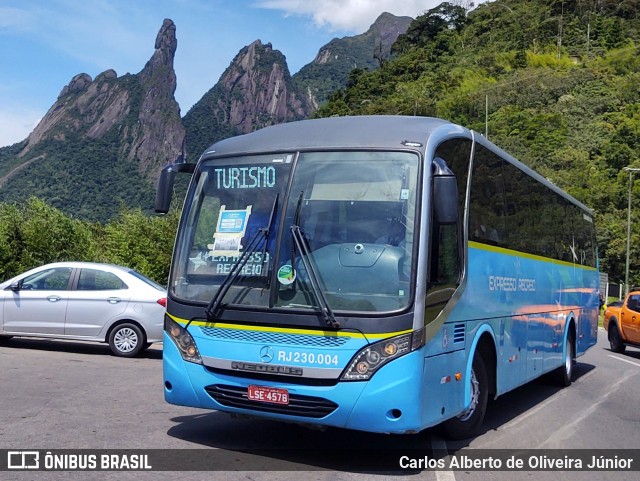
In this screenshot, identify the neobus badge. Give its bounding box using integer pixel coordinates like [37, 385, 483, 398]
[230, 361, 303, 376]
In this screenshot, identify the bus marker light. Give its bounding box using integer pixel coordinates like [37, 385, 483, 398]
[440, 376, 451, 384]
[384, 343, 398, 356]
[366, 350, 381, 364]
[455, 373, 462, 381]
[356, 362, 369, 374]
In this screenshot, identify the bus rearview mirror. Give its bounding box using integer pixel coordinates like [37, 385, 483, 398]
[432, 157, 458, 225]
[155, 162, 196, 214]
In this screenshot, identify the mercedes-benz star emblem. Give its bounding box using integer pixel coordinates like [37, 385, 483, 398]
[260, 346, 274, 363]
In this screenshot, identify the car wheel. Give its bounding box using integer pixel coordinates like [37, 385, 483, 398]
[552, 331, 574, 387]
[609, 322, 626, 354]
[108, 323, 145, 357]
[442, 353, 488, 440]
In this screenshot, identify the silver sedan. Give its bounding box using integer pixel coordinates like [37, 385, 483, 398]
[0, 262, 166, 357]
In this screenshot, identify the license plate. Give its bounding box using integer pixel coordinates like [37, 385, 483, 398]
[247, 385, 289, 405]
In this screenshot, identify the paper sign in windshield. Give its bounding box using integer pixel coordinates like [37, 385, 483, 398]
[209, 205, 251, 257]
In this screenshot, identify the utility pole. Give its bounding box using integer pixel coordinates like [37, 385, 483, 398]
[558, 0, 564, 59]
[485, 94, 489, 139]
[623, 167, 640, 297]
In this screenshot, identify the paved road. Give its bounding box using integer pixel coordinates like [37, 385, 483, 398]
[0, 329, 638, 481]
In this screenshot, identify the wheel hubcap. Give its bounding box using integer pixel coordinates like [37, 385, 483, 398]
[114, 328, 138, 352]
[457, 368, 479, 422]
[565, 339, 573, 377]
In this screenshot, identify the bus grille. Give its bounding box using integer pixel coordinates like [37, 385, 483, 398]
[205, 384, 338, 418]
[200, 327, 348, 347]
[453, 323, 465, 343]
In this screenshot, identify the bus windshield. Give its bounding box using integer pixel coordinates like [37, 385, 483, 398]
[170, 150, 419, 314]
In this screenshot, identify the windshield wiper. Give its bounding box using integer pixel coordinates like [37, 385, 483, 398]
[260, 192, 279, 287]
[198, 194, 279, 325]
[290, 192, 339, 329]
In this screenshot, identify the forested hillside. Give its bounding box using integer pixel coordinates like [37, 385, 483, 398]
[293, 12, 412, 108]
[316, 0, 640, 285]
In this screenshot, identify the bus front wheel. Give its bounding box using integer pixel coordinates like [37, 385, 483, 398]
[552, 331, 575, 387]
[442, 354, 488, 440]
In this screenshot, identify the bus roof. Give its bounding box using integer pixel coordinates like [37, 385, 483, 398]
[201, 116, 461, 158]
[198, 115, 593, 216]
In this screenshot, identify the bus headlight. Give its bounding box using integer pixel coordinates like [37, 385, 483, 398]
[165, 317, 202, 364]
[340, 330, 424, 381]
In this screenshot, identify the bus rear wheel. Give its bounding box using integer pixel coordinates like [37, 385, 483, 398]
[442, 354, 488, 440]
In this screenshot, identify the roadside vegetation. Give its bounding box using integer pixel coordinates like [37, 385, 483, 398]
[0, 198, 179, 285]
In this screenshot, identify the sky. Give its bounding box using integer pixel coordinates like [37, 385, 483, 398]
[0, 0, 466, 148]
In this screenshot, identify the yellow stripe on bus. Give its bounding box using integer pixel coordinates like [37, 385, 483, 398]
[468, 241, 598, 271]
[166, 312, 412, 340]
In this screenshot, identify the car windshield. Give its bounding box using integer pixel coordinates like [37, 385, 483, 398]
[127, 269, 166, 291]
[170, 150, 419, 314]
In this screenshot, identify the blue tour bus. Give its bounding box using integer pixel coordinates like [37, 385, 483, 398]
[156, 116, 598, 439]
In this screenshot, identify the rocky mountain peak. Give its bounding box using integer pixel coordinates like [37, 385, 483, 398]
[18, 18, 185, 177]
[140, 18, 177, 86]
[155, 18, 177, 58]
[183, 38, 310, 157]
[59, 73, 93, 98]
[293, 12, 412, 108]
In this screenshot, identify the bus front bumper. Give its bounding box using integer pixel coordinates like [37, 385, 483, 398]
[163, 336, 435, 434]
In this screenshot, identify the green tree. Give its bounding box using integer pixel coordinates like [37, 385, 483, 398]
[99, 208, 180, 285]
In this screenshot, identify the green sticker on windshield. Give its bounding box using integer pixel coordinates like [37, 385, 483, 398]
[277, 264, 296, 285]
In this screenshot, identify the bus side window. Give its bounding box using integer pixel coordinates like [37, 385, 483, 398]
[434, 224, 459, 284]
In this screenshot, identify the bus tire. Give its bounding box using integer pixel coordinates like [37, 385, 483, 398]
[608, 322, 626, 354]
[553, 331, 574, 387]
[108, 323, 145, 357]
[442, 353, 488, 440]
